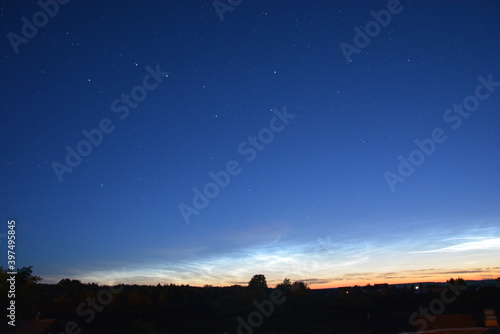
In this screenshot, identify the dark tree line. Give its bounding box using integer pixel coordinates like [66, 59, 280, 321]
[1, 267, 499, 334]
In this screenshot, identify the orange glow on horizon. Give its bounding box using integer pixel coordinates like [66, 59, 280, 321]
[305, 273, 499, 289]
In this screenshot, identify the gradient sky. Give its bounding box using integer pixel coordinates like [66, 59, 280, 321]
[1, 0, 499, 289]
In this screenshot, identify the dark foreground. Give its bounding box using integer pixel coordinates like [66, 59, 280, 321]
[1, 270, 499, 334]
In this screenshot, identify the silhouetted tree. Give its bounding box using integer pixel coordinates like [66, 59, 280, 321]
[57, 278, 82, 288]
[0, 266, 42, 320]
[447, 277, 467, 287]
[276, 278, 292, 290]
[248, 274, 267, 289]
[12, 266, 41, 286]
[292, 280, 308, 292]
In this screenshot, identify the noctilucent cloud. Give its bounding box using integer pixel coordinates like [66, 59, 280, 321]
[1, 0, 499, 288]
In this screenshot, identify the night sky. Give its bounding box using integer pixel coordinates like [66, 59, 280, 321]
[1, 0, 499, 288]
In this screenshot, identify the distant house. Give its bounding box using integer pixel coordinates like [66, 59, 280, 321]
[373, 283, 389, 294]
[338, 283, 389, 295]
[403, 313, 500, 334]
[14, 319, 59, 334]
[484, 308, 499, 328]
[423, 284, 445, 294]
[338, 286, 353, 295]
[419, 313, 478, 330]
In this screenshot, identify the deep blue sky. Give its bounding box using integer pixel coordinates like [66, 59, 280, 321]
[1, 0, 499, 287]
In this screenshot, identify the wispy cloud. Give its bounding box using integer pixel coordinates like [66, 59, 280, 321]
[416, 238, 500, 253]
[41, 221, 500, 287]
